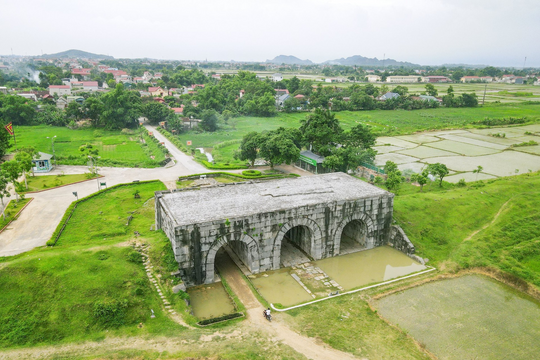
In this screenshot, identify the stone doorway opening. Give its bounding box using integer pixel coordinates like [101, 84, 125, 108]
[280, 225, 313, 267]
[339, 220, 368, 255]
[214, 240, 259, 281]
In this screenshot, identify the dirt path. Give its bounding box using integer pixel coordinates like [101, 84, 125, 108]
[463, 197, 513, 241]
[216, 252, 360, 360]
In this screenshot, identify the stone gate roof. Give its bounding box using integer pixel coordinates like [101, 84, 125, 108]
[158, 172, 390, 227]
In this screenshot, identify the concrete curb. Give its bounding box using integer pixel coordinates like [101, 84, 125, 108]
[0, 197, 35, 234]
[23, 175, 105, 194]
[271, 267, 437, 312]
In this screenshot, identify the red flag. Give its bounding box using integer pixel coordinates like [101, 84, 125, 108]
[4, 122, 13, 135]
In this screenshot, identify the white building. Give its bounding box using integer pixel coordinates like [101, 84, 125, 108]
[272, 73, 283, 82]
[48, 85, 71, 96]
[366, 75, 381, 83]
[386, 76, 421, 83]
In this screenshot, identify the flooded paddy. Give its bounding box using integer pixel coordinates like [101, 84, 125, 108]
[315, 246, 426, 291]
[376, 275, 540, 360]
[251, 268, 314, 307]
[187, 282, 236, 320]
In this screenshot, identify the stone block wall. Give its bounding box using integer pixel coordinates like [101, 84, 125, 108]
[156, 191, 396, 287]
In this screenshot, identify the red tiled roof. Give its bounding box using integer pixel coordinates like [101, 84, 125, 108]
[71, 68, 91, 75]
[148, 87, 162, 92]
[49, 85, 70, 89]
[171, 107, 184, 114]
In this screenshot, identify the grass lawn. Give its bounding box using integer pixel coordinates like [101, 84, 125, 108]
[174, 103, 540, 157]
[0, 198, 32, 229]
[22, 174, 91, 192]
[56, 181, 167, 247]
[12, 126, 165, 168]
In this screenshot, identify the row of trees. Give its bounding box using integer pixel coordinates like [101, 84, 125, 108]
[235, 109, 376, 171]
[383, 161, 449, 193]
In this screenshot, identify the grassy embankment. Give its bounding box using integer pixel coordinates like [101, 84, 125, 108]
[0, 198, 32, 230]
[282, 172, 540, 359]
[13, 126, 165, 168]
[0, 181, 310, 359]
[175, 102, 540, 165]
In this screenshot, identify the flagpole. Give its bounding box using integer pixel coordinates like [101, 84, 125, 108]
[13, 126, 16, 146]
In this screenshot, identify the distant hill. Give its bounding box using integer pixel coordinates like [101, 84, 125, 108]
[266, 55, 313, 65]
[324, 55, 419, 67]
[40, 49, 114, 60]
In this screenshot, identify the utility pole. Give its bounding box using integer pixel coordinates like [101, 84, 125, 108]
[482, 84, 487, 106]
[47, 135, 57, 167]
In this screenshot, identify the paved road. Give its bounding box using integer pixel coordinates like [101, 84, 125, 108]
[0, 126, 313, 257]
[0, 125, 207, 256]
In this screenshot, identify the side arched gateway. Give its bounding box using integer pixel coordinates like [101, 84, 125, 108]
[204, 233, 260, 284]
[272, 218, 324, 269]
[333, 213, 376, 255]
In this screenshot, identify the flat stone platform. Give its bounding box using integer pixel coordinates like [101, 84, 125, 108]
[160, 172, 388, 226]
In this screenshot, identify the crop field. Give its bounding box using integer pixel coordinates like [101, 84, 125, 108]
[376, 275, 540, 360]
[373, 124, 540, 182]
[13, 126, 164, 168]
[173, 103, 540, 167]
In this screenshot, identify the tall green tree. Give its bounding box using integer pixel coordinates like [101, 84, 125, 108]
[0, 93, 36, 125]
[259, 132, 300, 168]
[14, 152, 33, 190]
[1, 160, 21, 202]
[299, 109, 343, 156]
[100, 83, 141, 130]
[141, 102, 174, 125]
[425, 83, 438, 97]
[0, 170, 10, 220]
[200, 109, 219, 132]
[235, 131, 261, 167]
[427, 163, 449, 186]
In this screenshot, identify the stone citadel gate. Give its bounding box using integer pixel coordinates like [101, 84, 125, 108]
[155, 173, 415, 287]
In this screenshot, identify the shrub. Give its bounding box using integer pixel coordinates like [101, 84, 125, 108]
[242, 170, 261, 177]
[127, 250, 142, 263]
[92, 299, 129, 328]
[198, 312, 243, 326]
[457, 178, 466, 187]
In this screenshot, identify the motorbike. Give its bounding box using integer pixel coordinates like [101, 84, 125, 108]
[263, 310, 272, 322]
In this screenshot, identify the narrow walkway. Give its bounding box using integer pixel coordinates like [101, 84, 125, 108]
[216, 252, 359, 360]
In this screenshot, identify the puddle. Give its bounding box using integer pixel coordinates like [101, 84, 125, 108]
[251, 268, 313, 307]
[187, 282, 235, 320]
[315, 246, 426, 290]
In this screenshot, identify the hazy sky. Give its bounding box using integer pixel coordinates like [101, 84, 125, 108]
[1, 0, 539, 67]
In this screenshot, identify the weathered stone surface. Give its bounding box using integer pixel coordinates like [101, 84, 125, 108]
[155, 173, 410, 287]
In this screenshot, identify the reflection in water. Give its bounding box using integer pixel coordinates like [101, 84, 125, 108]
[316, 246, 426, 290]
[251, 268, 313, 307]
[187, 282, 235, 320]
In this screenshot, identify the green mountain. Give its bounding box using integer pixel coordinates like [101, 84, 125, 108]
[324, 55, 419, 67]
[266, 55, 313, 65]
[40, 49, 114, 60]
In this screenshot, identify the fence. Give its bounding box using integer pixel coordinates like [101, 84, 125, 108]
[360, 162, 385, 174]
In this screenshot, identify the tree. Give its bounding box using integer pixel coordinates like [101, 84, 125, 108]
[384, 160, 399, 174]
[100, 83, 141, 129]
[473, 165, 483, 181]
[0, 93, 36, 125]
[385, 169, 403, 193]
[200, 109, 219, 132]
[235, 131, 261, 167]
[0, 170, 10, 220]
[391, 85, 409, 96]
[259, 133, 300, 168]
[299, 109, 343, 156]
[447, 86, 454, 96]
[427, 163, 449, 186]
[425, 83, 438, 97]
[0, 119, 12, 158]
[141, 102, 174, 125]
[346, 123, 376, 149]
[14, 152, 33, 190]
[410, 171, 428, 191]
[460, 93, 478, 107]
[288, 76, 300, 94]
[1, 160, 21, 202]
[84, 96, 104, 126]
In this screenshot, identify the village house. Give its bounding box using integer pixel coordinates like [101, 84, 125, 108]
[366, 75, 381, 83]
[423, 76, 451, 83]
[378, 92, 400, 101]
[386, 75, 421, 83]
[71, 81, 99, 91]
[71, 68, 92, 79]
[48, 85, 71, 96]
[55, 97, 68, 110]
[272, 73, 283, 82]
[461, 76, 480, 83]
[148, 86, 165, 97]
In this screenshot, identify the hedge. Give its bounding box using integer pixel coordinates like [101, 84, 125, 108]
[155, 127, 188, 152]
[178, 172, 292, 181]
[46, 180, 162, 247]
[242, 170, 261, 176]
[198, 312, 244, 326]
[200, 160, 247, 170]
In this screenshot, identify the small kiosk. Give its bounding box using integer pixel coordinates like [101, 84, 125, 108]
[295, 150, 330, 174]
[32, 152, 54, 173]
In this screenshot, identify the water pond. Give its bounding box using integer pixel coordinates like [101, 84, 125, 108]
[187, 282, 235, 320]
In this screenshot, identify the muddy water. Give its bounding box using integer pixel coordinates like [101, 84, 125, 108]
[251, 268, 313, 307]
[187, 282, 235, 320]
[316, 246, 426, 290]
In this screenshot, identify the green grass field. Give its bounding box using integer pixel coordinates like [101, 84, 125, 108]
[175, 103, 540, 163]
[22, 174, 91, 192]
[12, 126, 165, 168]
[0, 198, 31, 230]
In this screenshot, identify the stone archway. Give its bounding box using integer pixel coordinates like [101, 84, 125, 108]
[333, 213, 376, 255]
[272, 218, 324, 269]
[204, 233, 260, 284]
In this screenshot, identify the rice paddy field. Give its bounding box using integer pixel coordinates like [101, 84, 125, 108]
[12, 126, 165, 168]
[375, 275, 540, 360]
[374, 124, 540, 181]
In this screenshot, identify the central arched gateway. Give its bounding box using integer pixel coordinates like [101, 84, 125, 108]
[155, 172, 413, 287]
